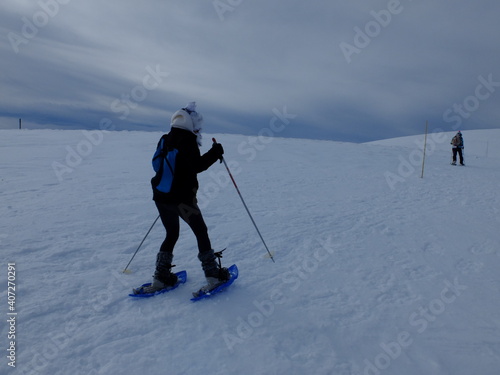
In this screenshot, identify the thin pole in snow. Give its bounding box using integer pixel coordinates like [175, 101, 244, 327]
[420, 121, 428, 178]
[213, 138, 275, 263]
[122, 214, 160, 273]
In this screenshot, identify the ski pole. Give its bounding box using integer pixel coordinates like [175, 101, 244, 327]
[122, 214, 160, 273]
[213, 138, 275, 263]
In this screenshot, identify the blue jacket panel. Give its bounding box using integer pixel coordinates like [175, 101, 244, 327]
[151, 128, 220, 204]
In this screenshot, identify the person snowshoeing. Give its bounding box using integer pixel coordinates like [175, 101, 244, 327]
[135, 102, 229, 294]
[451, 131, 465, 166]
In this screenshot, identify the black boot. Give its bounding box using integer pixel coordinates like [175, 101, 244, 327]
[198, 249, 229, 279]
[198, 249, 218, 277]
[152, 252, 177, 287]
[198, 250, 230, 291]
[132, 252, 178, 294]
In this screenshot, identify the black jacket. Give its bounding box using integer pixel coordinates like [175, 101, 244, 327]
[152, 127, 220, 205]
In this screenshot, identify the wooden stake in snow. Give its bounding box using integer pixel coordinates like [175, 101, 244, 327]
[420, 121, 428, 179]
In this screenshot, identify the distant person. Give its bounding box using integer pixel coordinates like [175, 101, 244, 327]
[450, 131, 464, 166]
[134, 102, 229, 294]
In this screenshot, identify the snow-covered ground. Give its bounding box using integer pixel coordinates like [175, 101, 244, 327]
[1, 128, 500, 375]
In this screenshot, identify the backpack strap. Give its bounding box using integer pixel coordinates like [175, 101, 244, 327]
[164, 149, 175, 175]
[151, 134, 178, 193]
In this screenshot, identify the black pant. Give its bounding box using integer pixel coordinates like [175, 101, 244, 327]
[154, 201, 217, 276]
[452, 147, 464, 164]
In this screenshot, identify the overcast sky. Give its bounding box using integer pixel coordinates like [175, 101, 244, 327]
[1, 0, 499, 142]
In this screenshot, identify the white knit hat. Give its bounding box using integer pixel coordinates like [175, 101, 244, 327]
[170, 109, 193, 131]
[171, 102, 203, 145]
[170, 102, 203, 133]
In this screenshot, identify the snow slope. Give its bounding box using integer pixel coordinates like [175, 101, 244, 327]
[1, 129, 500, 375]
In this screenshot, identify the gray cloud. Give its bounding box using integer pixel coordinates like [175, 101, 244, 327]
[1, 0, 499, 142]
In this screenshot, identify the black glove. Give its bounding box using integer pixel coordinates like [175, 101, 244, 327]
[211, 142, 224, 163]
